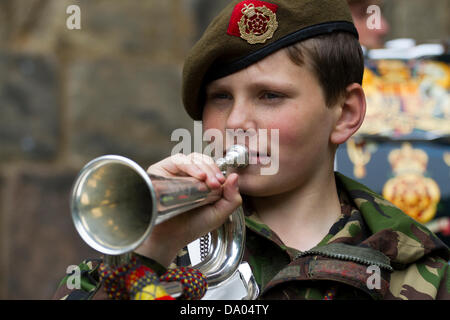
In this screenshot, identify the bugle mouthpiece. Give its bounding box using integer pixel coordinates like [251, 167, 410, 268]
[216, 145, 249, 174]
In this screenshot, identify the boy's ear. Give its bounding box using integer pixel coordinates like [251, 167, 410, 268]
[330, 83, 366, 145]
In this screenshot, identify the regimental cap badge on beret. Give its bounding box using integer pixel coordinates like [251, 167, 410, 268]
[227, 0, 279, 44]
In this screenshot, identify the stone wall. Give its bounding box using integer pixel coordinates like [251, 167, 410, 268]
[0, 0, 448, 299]
[0, 0, 205, 300]
[383, 0, 449, 44]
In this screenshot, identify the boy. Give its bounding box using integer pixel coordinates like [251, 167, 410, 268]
[55, 0, 449, 300]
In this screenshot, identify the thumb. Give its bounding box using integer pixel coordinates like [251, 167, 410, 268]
[211, 173, 242, 223]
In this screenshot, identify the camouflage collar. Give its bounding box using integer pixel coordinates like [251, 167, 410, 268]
[295, 243, 393, 271]
[243, 172, 449, 298]
[244, 173, 449, 268]
[262, 252, 392, 299]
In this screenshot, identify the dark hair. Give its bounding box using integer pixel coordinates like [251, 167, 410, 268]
[286, 32, 364, 107]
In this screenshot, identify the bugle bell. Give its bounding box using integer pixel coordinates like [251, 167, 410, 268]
[70, 145, 258, 297]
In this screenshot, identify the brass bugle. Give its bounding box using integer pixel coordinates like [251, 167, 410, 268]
[70, 145, 249, 289]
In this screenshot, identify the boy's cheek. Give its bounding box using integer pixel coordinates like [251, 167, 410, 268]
[272, 123, 304, 148]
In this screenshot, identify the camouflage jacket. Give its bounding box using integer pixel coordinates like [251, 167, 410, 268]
[54, 172, 449, 300]
[244, 173, 450, 300]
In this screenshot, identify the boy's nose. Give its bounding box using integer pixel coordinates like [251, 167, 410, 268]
[225, 100, 257, 132]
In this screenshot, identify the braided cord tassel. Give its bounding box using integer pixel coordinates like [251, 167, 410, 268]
[160, 267, 208, 300]
[98, 256, 174, 300]
[99, 256, 208, 300]
[127, 265, 174, 300]
[98, 256, 139, 300]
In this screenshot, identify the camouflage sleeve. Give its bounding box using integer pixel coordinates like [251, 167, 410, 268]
[52, 259, 103, 300]
[388, 255, 450, 300]
[436, 260, 450, 300]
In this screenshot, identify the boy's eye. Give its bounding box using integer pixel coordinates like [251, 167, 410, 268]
[207, 92, 232, 101]
[260, 91, 285, 101]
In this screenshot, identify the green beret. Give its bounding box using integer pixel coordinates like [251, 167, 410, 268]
[182, 0, 358, 120]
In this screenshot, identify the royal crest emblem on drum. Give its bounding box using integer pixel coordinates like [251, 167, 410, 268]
[382, 143, 441, 224]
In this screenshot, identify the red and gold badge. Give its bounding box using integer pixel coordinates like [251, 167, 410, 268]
[227, 0, 279, 44]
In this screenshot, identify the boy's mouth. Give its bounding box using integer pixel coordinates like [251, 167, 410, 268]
[221, 146, 272, 165]
[249, 150, 271, 165]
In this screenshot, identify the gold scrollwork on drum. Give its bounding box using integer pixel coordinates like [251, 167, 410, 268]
[444, 152, 450, 167]
[346, 138, 376, 178]
[359, 60, 450, 136]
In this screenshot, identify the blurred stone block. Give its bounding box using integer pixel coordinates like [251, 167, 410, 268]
[59, 0, 194, 61]
[5, 169, 98, 299]
[0, 52, 59, 161]
[189, 0, 231, 40]
[0, 0, 67, 53]
[384, 0, 449, 43]
[68, 58, 192, 167]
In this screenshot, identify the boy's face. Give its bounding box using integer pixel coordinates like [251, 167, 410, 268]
[202, 49, 339, 197]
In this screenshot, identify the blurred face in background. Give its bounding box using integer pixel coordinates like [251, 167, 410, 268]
[348, 0, 390, 49]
